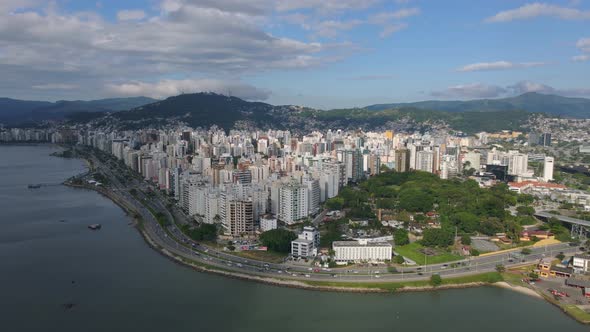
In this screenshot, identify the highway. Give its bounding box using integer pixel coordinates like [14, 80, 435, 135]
[81, 149, 582, 284]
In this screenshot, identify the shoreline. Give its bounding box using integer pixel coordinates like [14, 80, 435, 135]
[54, 148, 589, 325]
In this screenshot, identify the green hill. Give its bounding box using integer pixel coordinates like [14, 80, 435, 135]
[365, 92, 590, 118]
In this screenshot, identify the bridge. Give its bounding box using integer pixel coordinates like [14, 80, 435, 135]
[534, 211, 590, 239]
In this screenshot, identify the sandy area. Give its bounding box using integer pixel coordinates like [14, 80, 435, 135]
[494, 281, 543, 299]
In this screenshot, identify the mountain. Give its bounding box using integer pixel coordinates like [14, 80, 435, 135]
[95, 92, 531, 134]
[365, 92, 590, 118]
[114, 93, 279, 129]
[0, 96, 157, 124]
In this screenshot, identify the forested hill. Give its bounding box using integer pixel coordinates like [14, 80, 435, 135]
[365, 92, 590, 118]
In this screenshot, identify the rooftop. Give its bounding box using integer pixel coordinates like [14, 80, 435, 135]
[332, 241, 392, 248]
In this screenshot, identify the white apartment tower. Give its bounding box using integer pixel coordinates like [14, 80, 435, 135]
[543, 156, 554, 182]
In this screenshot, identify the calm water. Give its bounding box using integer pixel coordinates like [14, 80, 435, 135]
[0, 144, 586, 332]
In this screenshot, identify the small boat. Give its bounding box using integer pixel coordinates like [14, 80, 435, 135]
[28, 184, 42, 189]
[88, 224, 102, 230]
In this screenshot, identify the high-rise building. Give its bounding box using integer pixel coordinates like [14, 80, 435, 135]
[543, 156, 554, 182]
[395, 149, 410, 172]
[508, 153, 528, 176]
[223, 199, 254, 236]
[279, 182, 309, 225]
[416, 150, 434, 173]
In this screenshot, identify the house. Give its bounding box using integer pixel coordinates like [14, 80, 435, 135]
[538, 258, 573, 277]
[291, 226, 320, 258]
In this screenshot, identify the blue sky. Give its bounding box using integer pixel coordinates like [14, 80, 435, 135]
[0, 0, 588, 108]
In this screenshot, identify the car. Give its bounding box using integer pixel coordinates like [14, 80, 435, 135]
[375, 275, 381, 278]
[305, 274, 311, 278]
[579, 247, 586, 251]
[418, 272, 423, 276]
[417, 267, 422, 271]
[308, 267, 313, 271]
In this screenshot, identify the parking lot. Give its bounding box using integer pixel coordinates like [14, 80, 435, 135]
[533, 277, 590, 306]
[471, 239, 499, 253]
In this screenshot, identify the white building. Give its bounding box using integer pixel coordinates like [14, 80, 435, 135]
[573, 255, 590, 273]
[543, 156, 554, 182]
[416, 150, 434, 173]
[259, 215, 278, 232]
[279, 182, 309, 225]
[291, 226, 320, 258]
[332, 240, 392, 263]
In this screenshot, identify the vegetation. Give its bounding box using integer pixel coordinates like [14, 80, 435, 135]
[393, 229, 410, 246]
[460, 235, 472, 245]
[430, 274, 442, 286]
[304, 272, 503, 291]
[335, 171, 524, 241]
[395, 242, 462, 265]
[182, 224, 217, 241]
[259, 229, 297, 253]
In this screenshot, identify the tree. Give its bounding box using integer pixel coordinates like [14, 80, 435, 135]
[521, 248, 532, 255]
[470, 248, 480, 256]
[460, 235, 472, 245]
[394, 255, 405, 264]
[259, 229, 297, 253]
[394, 229, 410, 246]
[325, 197, 344, 210]
[430, 274, 442, 286]
[421, 228, 454, 247]
[556, 253, 565, 261]
[495, 264, 506, 273]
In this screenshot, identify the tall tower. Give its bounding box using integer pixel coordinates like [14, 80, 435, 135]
[543, 156, 554, 182]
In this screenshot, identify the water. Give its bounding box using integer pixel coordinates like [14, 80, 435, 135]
[0, 144, 587, 332]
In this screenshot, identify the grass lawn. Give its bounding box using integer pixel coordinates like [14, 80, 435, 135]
[304, 272, 503, 292]
[395, 242, 462, 265]
[232, 250, 287, 263]
[563, 305, 590, 324]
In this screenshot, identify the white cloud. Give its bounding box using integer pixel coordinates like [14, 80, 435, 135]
[106, 79, 271, 100]
[431, 81, 590, 99]
[572, 55, 589, 62]
[431, 83, 507, 98]
[369, 8, 420, 24]
[314, 19, 363, 38]
[32, 83, 78, 90]
[577, 37, 590, 52]
[347, 74, 395, 80]
[485, 3, 590, 23]
[117, 10, 146, 21]
[276, 0, 379, 13]
[457, 61, 548, 72]
[379, 23, 407, 38]
[508, 81, 555, 94]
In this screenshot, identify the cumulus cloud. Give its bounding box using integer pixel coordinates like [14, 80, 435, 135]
[32, 83, 78, 90]
[117, 10, 146, 21]
[379, 23, 408, 38]
[431, 81, 590, 99]
[508, 81, 555, 94]
[577, 37, 590, 52]
[347, 74, 395, 80]
[0, 0, 345, 100]
[457, 61, 548, 72]
[106, 79, 271, 100]
[314, 19, 363, 38]
[572, 55, 589, 62]
[485, 3, 590, 23]
[369, 8, 420, 24]
[431, 83, 507, 98]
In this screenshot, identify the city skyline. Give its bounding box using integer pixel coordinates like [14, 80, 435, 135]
[0, 1, 589, 108]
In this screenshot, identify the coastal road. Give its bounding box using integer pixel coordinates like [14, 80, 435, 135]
[84, 149, 582, 284]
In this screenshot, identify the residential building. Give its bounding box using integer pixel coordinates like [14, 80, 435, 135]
[332, 239, 392, 262]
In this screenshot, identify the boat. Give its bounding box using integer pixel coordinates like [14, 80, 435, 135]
[27, 184, 42, 189]
[88, 224, 102, 230]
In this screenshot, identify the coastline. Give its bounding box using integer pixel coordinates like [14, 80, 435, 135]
[54, 149, 590, 325]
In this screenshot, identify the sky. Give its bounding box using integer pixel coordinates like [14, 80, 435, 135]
[0, 0, 589, 109]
